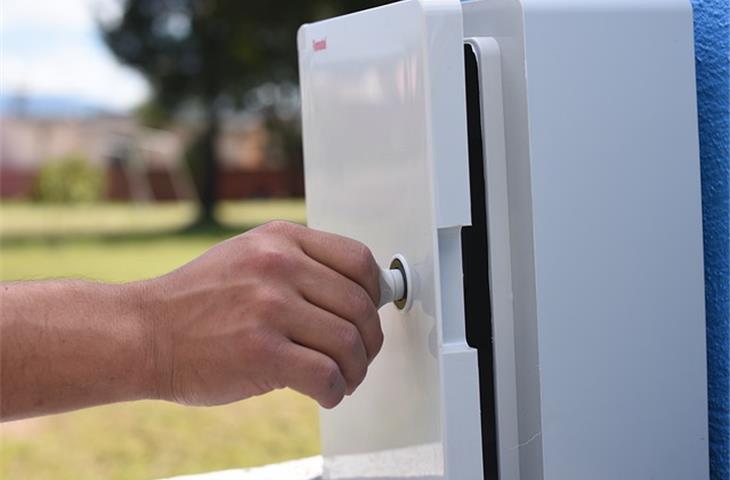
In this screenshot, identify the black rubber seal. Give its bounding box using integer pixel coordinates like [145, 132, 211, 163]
[463, 42, 499, 480]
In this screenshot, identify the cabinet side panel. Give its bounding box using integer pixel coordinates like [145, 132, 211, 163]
[521, 1, 709, 478]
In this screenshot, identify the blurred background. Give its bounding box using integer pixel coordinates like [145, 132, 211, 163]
[0, 0, 387, 478]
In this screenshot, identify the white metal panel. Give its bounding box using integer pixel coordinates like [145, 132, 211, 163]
[298, 1, 482, 479]
[466, 0, 709, 478]
[521, 1, 708, 478]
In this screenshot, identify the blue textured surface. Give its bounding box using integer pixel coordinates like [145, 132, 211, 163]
[692, 0, 730, 478]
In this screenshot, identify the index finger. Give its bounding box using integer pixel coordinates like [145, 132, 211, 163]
[294, 225, 380, 305]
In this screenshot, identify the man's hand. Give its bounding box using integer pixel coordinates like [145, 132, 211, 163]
[140, 221, 383, 409]
[0, 221, 383, 420]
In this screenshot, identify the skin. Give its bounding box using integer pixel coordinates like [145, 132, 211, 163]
[0, 221, 383, 421]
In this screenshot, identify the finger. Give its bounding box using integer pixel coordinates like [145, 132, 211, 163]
[295, 255, 383, 361]
[276, 342, 347, 409]
[284, 300, 369, 394]
[293, 225, 380, 305]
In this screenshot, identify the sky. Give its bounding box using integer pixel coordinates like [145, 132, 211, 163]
[0, 0, 150, 111]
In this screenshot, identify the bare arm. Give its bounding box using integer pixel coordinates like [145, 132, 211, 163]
[1, 221, 383, 421]
[1, 280, 154, 420]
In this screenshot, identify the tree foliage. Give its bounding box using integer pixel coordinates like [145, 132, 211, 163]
[102, 0, 388, 224]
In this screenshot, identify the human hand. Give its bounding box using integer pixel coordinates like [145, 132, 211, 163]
[136, 221, 383, 409]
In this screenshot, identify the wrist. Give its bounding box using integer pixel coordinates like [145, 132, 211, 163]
[121, 279, 170, 402]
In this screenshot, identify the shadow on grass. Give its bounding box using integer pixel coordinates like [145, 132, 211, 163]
[0, 222, 263, 248]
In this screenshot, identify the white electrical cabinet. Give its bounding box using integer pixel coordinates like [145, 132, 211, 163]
[297, 1, 709, 479]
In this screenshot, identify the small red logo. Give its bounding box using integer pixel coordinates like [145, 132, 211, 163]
[313, 38, 327, 52]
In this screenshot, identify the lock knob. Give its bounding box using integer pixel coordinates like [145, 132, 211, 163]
[377, 254, 412, 311]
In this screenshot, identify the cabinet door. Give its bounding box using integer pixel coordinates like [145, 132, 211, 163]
[298, 1, 483, 479]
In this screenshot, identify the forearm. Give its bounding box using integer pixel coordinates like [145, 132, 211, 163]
[0, 280, 156, 421]
[0, 222, 384, 418]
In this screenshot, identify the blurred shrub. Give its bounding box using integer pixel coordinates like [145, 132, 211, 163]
[32, 155, 104, 203]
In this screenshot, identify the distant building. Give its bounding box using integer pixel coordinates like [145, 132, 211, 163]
[0, 113, 303, 200]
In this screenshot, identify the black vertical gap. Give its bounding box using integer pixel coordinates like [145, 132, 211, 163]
[462, 43, 499, 480]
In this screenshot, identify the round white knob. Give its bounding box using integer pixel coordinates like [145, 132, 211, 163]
[378, 266, 405, 308]
[377, 254, 412, 311]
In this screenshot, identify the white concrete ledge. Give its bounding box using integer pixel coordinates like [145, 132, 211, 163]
[161, 456, 322, 480]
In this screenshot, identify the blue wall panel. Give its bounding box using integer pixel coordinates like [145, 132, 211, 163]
[692, 0, 729, 478]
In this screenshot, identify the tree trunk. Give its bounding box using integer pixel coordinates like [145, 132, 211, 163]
[195, 106, 221, 227]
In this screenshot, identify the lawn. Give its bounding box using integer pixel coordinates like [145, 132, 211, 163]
[0, 200, 320, 480]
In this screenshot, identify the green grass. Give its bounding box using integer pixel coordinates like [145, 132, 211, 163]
[0, 200, 307, 283]
[0, 200, 306, 239]
[0, 200, 319, 480]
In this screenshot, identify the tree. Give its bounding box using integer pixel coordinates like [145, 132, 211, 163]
[102, 0, 388, 226]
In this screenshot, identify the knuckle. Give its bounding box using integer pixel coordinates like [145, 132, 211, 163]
[237, 330, 289, 389]
[313, 359, 345, 408]
[261, 220, 286, 232]
[349, 353, 368, 386]
[317, 360, 342, 389]
[353, 243, 376, 279]
[367, 317, 385, 361]
[298, 355, 346, 409]
[249, 331, 283, 363]
[256, 248, 292, 275]
[243, 336, 288, 392]
[338, 323, 362, 355]
[262, 220, 298, 236]
[371, 319, 385, 357]
[257, 332, 283, 356]
[349, 286, 375, 320]
[319, 392, 345, 410]
[254, 287, 289, 316]
[354, 363, 367, 386]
